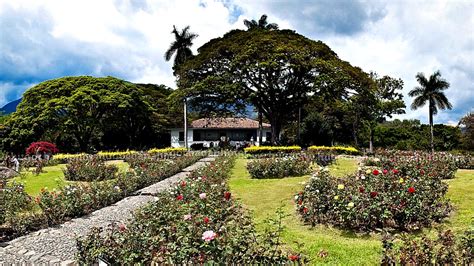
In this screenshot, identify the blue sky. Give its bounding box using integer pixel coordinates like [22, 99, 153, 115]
[0, 0, 473, 124]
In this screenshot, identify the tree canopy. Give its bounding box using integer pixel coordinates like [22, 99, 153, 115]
[2, 76, 174, 153]
[175, 29, 373, 143]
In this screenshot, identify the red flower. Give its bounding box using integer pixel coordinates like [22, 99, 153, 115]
[176, 195, 184, 201]
[224, 191, 231, 200]
[118, 223, 127, 232]
[373, 169, 380, 175]
[298, 200, 302, 205]
[35, 196, 40, 204]
[298, 191, 303, 195]
[370, 191, 378, 198]
[359, 187, 365, 193]
[392, 169, 399, 174]
[203, 217, 210, 224]
[180, 181, 186, 187]
[408, 187, 415, 193]
[420, 170, 425, 175]
[288, 254, 300, 261]
[303, 207, 308, 213]
[383, 169, 388, 175]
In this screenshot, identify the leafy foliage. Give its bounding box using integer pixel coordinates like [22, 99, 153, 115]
[175, 29, 373, 144]
[25, 141, 59, 155]
[381, 229, 473, 265]
[1, 76, 174, 153]
[296, 160, 452, 231]
[63, 156, 118, 182]
[244, 145, 301, 154]
[247, 156, 311, 179]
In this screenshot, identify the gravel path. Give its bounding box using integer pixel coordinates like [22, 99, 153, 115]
[0, 157, 214, 265]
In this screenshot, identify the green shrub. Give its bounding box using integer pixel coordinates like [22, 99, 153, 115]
[382, 229, 473, 264]
[76, 156, 304, 264]
[247, 156, 311, 179]
[295, 160, 452, 231]
[63, 156, 118, 181]
[307, 145, 360, 155]
[244, 146, 302, 154]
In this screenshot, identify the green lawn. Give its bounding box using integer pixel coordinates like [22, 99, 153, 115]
[11, 161, 129, 196]
[229, 157, 474, 265]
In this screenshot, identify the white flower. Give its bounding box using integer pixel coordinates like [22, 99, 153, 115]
[361, 175, 366, 180]
[199, 193, 207, 199]
[294, 195, 299, 200]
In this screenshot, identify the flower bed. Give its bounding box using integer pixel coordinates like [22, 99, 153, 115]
[63, 156, 118, 181]
[382, 229, 473, 264]
[368, 150, 458, 179]
[247, 156, 311, 179]
[76, 156, 303, 264]
[0, 154, 204, 242]
[244, 145, 302, 155]
[454, 154, 474, 169]
[148, 147, 187, 154]
[307, 145, 360, 155]
[295, 163, 452, 231]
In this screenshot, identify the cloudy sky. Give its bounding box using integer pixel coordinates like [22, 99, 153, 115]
[0, 0, 473, 124]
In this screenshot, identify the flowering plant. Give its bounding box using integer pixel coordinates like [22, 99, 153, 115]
[247, 155, 311, 179]
[63, 156, 118, 181]
[295, 161, 452, 231]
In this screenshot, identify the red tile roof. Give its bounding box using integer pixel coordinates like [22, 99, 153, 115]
[190, 117, 270, 129]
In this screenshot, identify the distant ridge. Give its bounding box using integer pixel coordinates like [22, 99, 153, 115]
[0, 98, 21, 114]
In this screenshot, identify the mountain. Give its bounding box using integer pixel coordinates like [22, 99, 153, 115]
[0, 98, 21, 115]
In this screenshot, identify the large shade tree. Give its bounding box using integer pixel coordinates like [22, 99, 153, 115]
[2, 76, 172, 152]
[174, 29, 373, 144]
[409, 70, 452, 153]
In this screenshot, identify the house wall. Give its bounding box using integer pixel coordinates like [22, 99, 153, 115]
[170, 128, 272, 148]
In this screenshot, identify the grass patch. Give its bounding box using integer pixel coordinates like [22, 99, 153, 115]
[229, 157, 474, 265]
[11, 161, 129, 196]
[229, 158, 380, 265]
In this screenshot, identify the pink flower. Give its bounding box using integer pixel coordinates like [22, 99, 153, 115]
[183, 214, 192, 220]
[202, 230, 217, 242]
[118, 223, 127, 232]
[383, 169, 388, 175]
[199, 193, 206, 199]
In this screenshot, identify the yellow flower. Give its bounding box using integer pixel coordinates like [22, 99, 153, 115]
[399, 178, 404, 184]
[337, 184, 345, 190]
[347, 202, 354, 208]
[366, 169, 372, 174]
[334, 195, 339, 200]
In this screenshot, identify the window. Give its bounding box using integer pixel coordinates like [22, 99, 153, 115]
[193, 130, 201, 141]
[179, 131, 184, 141]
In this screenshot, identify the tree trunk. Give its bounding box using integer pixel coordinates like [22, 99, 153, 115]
[258, 109, 263, 146]
[369, 126, 374, 154]
[270, 116, 281, 145]
[429, 102, 434, 154]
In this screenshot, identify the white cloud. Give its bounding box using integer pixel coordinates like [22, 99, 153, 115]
[0, 0, 472, 124]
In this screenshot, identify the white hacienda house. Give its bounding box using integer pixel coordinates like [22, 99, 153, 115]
[170, 117, 272, 148]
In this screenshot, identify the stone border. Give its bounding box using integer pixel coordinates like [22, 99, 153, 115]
[0, 157, 215, 265]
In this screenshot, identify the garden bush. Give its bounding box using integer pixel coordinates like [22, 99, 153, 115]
[244, 145, 302, 155]
[454, 154, 474, 169]
[148, 147, 187, 154]
[373, 150, 458, 179]
[307, 145, 360, 155]
[76, 156, 304, 264]
[1, 154, 204, 242]
[63, 156, 118, 181]
[25, 141, 59, 155]
[295, 163, 452, 231]
[247, 156, 311, 179]
[381, 229, 473, 265]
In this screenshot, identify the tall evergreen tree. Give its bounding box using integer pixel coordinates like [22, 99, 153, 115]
[409, 71, 452, 153]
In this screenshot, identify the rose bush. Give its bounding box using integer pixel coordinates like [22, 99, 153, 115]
[63, 156, 118, 181]
[1, 154, 204, 242]
[365, 150, 458, 179]
[76, 156, 304, 264]
[295, 162, 452, 231]
[247, 156, 311, 179]
[382, 229, 473, 264]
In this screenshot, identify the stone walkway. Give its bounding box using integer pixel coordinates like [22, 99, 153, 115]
[0, 157, 215, 265]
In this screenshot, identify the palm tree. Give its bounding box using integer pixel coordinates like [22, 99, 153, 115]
[409, 71, 453, 153]
[243, 14, 278, 30]
[164, 25, 198, 71]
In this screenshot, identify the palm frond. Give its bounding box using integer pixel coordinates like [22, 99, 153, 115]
[258, 14, 268, 27]
[433, 92, 453, 110]
[408, 86, 424, 97]
[266, 23, 279, 30]
[415, 72, 429, 88]
[411, 96, 426, 110]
